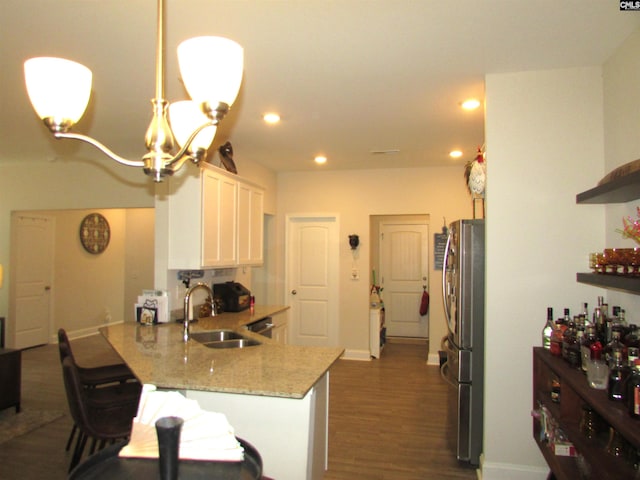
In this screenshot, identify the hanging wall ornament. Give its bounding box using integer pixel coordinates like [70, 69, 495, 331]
[464, 146, 486, 219]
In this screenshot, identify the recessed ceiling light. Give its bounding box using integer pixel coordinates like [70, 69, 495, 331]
[263, 112, 280, 124]
[314, 155, 327, 165]
[461, 99, 481, 111]
[449, 150, 463, 158]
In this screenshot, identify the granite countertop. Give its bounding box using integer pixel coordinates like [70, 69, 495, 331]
[100, 305, 344, 399]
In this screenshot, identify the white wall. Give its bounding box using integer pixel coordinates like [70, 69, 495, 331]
[0, 161, 155, 318]
[603, 28, 640, 318]
[483, 67, 606, 478]
[275, 166, 472, 357]
[9, 208, 154, 343]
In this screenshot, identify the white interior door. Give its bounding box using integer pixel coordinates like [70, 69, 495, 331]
[10, 213, 54, 348]
[286, 216, 339, 347]
[380, 222, 429, 338]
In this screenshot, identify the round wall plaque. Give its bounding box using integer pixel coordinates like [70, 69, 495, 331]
[79, 213, 110, 254]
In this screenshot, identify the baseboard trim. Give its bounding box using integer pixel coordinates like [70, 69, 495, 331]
[386, 336, 428, 345]
[426, 352, 441, 366]
[480, 460, 547, 480]
[341, 349, 372, 361]
[50, 320, 125, 343]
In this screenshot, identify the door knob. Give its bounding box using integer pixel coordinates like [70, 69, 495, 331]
[44, 286, 51, 291]
[291, 290, 297, 295]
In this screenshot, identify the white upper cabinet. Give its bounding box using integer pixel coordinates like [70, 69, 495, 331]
[237, 181, 264, 265]
[202, 168, 237, 267]
[166, 164, 264, 269]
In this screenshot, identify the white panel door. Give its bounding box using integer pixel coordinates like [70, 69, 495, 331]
[380, 223, 429, 338]
[287, 216, 339, 347]
[11, 214, 54, 348]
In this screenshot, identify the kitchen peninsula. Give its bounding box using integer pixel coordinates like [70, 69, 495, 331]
[100, 306, 344, 480]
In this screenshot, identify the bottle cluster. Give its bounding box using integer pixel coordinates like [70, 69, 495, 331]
[542, 297, 640, 418]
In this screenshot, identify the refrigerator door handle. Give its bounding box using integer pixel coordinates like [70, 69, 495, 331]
[442, 229, 454, 335]
[440, 360, 457, 388]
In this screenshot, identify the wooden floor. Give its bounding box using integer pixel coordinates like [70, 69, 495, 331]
[0, 336, 478, 480]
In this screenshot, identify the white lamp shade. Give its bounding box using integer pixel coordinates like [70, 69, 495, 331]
[177, 36, 243, 108]
[169, 101, 216, 151]
[24, 57, 92, 124]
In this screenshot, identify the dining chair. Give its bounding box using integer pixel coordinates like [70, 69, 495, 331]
[61, 356, 140, 472]
[57, 329, 139, 451]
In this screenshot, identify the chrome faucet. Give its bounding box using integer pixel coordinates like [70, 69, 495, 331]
[182, 282, 213, 342]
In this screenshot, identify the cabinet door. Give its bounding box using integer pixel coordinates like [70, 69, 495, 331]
[237, 182, 264, 265]
[271, 311, 289, 345]
[202, 170, 237, 267]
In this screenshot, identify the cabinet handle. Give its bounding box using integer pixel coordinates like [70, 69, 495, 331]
[291, 290, 297, 295]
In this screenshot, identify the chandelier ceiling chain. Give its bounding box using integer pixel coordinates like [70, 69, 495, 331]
[23, 0, 244, 182]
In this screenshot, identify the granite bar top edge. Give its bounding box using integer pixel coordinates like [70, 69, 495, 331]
[100, 305, 344, 399]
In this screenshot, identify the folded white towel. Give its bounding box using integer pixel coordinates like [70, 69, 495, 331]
[119, 386, 244, 462]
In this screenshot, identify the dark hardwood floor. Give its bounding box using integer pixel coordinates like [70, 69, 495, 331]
[0, 336, 478, 479]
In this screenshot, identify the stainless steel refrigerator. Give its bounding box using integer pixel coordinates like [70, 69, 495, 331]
[441, 219, 485, 466]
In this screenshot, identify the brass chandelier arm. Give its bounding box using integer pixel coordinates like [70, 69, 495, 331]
[53, 132, 145, 168]
[55, 118, 217, 172]
[164, 120, 219, 169]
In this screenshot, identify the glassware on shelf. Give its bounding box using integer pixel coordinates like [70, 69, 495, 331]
[586, 358, 609, 390]
[580, 405, 601, 439]
[606, 427, 626, 457]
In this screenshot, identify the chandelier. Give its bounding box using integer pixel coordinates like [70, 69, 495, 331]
[23, 0, 243, 182]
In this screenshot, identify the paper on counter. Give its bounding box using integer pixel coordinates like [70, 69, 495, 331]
[119, 385, 244, 462]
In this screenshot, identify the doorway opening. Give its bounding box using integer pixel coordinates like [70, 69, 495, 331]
[8, 208, 154, 348]
[370, 214, 430, 344]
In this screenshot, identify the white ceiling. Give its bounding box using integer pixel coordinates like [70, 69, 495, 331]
[2, 1, 640, 175]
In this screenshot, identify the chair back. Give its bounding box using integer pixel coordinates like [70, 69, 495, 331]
[61, 356, 92, 435]
[58, 328, 76, 364]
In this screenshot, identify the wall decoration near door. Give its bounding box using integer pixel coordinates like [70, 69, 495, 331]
[464, 146, 486, 219]
[79, 213, 110, 254]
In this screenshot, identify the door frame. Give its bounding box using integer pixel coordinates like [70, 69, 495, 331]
[9, 213, 55, 348]
[284, 214, 340, 347]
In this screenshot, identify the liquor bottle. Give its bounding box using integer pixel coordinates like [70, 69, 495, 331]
[580, 302, 589, 325]
[576, 316, 586, 343]
[593, 296, 604, 342]
[625, 324, 640, 366]
[604, 328, 625, 366]
[550, 319, 566, 357]
[608, 350, 630, 401]
[590, 335, 603, 361]
[602, 303, 611, 342]
[628, 346, 639, 368]
[608, 305, 621, 342]
[562, 318, 581, 368]
[619, 309, 630, 338]
[627, 359, 640, 418]
[542, 307, 554, 350]
[581, 325, 599, 373]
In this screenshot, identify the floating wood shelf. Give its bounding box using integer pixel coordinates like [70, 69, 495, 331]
[576, 272, 640, 294]
[576, 169, 640, 204]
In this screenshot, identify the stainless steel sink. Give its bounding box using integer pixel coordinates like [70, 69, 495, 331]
[191, 330, 261, 349]
[206, 338, 261, 349]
